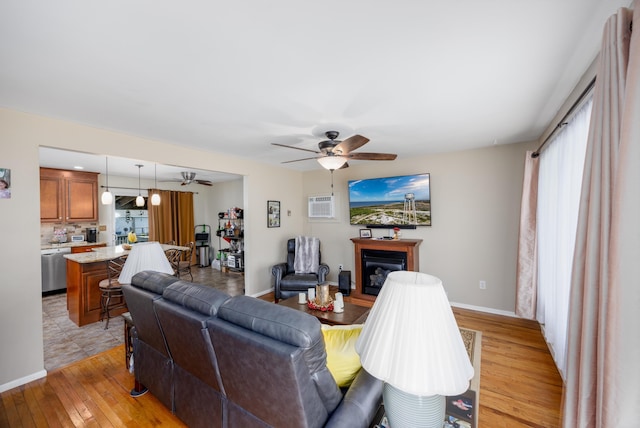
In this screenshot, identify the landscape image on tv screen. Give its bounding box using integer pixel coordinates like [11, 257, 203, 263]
[348, 173, 431, 227]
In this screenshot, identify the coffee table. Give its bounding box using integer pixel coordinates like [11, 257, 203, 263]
[278, 295, 370, 325]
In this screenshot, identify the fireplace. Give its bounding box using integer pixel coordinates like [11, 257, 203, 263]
[350, 238, 422, 302]
[362, 249, 407, 296]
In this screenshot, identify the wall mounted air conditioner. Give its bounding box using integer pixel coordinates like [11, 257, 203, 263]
[308, 195, 335, 218]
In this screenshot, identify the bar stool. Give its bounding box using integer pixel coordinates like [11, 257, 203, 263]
[98, 255, 128, 329]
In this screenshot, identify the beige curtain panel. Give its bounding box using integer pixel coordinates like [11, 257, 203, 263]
[563, 4, 639, 427]
[515, 151, 539, 320]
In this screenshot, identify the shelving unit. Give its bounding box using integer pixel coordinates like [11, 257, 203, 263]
[217, 208, 244, 273]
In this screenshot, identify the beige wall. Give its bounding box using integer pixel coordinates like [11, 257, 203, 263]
[0, 108, 303, 391]
[302, 141, 537, 313]
[0, 106, 534, 392]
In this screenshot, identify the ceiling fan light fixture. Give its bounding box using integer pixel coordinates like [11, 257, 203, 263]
[318, 156, 347, 170]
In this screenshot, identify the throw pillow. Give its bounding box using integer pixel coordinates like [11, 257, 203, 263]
[321, 324, 364, 388]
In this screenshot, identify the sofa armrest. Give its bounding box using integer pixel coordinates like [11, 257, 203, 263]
[318, 263, 330, 283]
[324, 369, 383, 428]
[271, 262, 288, 300]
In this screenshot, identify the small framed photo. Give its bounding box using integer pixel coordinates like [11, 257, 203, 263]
[359, 228, 372, 238]
[0, 168, 11, 199]
[268, 200, 281, 228]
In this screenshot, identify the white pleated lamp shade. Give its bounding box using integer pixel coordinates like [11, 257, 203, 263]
[355, 271, 474, 396]
[118, 242, 174, 284]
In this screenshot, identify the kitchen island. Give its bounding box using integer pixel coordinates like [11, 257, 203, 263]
[64, 245, 130, 326]
[64, 243, 188, 326]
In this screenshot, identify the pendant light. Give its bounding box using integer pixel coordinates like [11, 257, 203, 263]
[101, 157, 113, 205]
[151, 163, 161, 206]
[135, 164, 145, 207]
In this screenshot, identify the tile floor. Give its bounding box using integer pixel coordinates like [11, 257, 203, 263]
[42, 265, 245, 371]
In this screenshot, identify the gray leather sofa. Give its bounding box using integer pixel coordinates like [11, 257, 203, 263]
[122, 271, 383, 428]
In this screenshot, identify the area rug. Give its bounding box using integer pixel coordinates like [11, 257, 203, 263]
[444, 328, 482, 428]
[374, 328, 482, 428]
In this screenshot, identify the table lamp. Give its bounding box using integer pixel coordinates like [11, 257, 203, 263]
[118, 241, 174, 284]
[355, 271, 474, 428]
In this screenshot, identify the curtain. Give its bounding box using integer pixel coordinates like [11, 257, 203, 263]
[563, 4, 638, 427]
[535, 96, 592, 379]
[515, 151, 539, 319]
[148, 189, 195, 247]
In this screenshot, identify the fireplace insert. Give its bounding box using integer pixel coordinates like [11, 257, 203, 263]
[361, 249, 407, 295]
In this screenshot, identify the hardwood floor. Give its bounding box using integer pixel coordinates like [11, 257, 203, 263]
[3, 271, 563, 427]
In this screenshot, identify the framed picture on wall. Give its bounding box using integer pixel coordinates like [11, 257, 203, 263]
[268, 200, 280, 228]
[0, 168, 11, 199]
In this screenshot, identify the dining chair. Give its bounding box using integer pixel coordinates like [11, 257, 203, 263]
[175, 241, 195, 281]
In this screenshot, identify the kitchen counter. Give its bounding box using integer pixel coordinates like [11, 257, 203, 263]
[41, 241, 104, 250]
[63, 245, 129, 263]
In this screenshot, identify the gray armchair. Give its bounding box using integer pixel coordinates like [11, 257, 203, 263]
[272, 238, 330, 302]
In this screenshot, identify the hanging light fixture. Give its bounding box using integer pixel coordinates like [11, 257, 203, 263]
[317, 155, 347, 170]
[151, 163, 161, 206]
[101, 156, 113, 205]
[135, 164, 145, 207]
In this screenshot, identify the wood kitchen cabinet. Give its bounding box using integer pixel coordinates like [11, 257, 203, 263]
[40, 168, 99, 223]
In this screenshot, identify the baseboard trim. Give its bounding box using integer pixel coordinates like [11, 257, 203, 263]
[0, 369, 47, 393]
[250, 288, 274, 298]
[450, 301, 518, 318]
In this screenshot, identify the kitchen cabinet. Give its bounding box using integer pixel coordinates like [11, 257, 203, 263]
[40, 168, 99, 223]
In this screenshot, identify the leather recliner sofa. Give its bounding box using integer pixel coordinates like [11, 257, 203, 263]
[122, 271, 383, 428]
[272, 238, 331, 302]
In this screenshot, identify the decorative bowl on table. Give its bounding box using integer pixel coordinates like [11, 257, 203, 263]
[307, 299, 334, 312]
[122, 244, 132, 250]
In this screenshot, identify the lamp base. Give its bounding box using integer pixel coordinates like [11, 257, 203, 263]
[383, 383, 445, 428]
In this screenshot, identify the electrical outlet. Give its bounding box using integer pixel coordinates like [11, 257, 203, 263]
[479, 280, 487, 290]
[339, 264, 343, 271]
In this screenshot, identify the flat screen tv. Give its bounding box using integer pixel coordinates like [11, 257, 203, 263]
[348, 173, 431, 228]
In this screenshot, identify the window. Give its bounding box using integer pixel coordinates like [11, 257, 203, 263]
[536, 95, 592, 379]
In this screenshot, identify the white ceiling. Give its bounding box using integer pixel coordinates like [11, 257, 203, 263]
[1, 0, 632, 178]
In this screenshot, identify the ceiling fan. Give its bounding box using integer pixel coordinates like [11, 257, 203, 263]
[272, 131, 397, 170]
[163, 171, 213, 186]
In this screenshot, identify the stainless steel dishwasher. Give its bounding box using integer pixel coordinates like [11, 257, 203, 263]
[41, 247, 71, 292]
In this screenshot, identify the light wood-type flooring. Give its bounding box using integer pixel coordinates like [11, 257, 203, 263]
[5, 267, 562, 427]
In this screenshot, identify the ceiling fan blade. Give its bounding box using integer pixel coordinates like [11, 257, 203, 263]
[271, 142, 320, 154]
[280, 156, 320, 164]
[346, 152, 397, 161]
[332, 135, 369, 155]
[196, 180, 213, 186]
